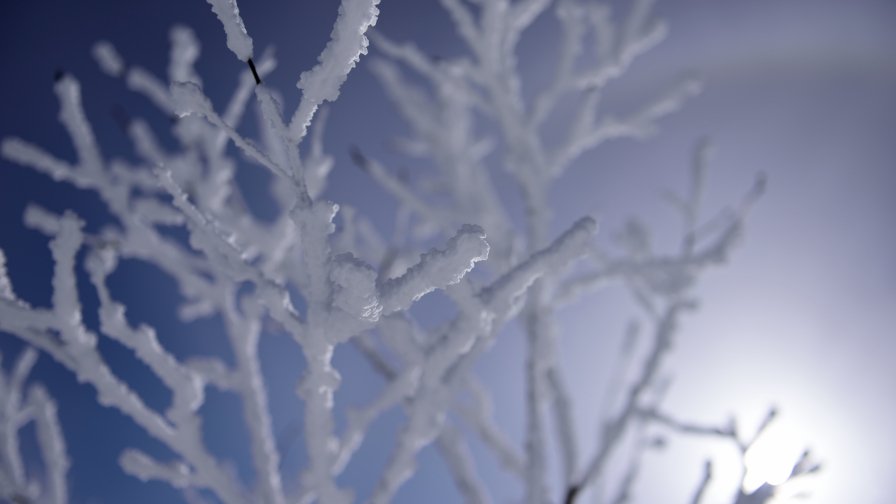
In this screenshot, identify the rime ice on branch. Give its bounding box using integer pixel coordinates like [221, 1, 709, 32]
[206, 0, 254, 61]
[290, 0, 381, 141]
[0, 345, 69, 504]
[358, 0, 791, 503]
[1, 0, 492, 502]
[0, 0, 815, 503]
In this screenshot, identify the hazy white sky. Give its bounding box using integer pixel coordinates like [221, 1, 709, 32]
[545, 2, 896, 502]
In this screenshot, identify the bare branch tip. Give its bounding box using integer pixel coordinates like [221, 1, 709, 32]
[247, 58, 262, 85]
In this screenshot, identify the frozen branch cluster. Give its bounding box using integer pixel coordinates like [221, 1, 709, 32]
[0, 0, 816, 503]
[0, 342, 68, 504]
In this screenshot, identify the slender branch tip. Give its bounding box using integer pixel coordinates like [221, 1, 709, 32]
[247, 58, 261, 85]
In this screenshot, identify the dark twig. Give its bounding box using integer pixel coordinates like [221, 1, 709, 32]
[563, 484, 581, 504]
[247, 58, 261, 85]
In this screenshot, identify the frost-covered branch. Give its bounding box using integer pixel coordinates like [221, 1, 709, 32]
[0, 347, 69, 504]
[364, 217, 595, 503]
[347, 331, 495, 504]
[457, 377, 527, 478]
[637, 406, 821, 504]
[0, 213, 247, 503]
[288, 0, 381, 142]
[205, 0, 254, 61]
[0, 0, 806, 502]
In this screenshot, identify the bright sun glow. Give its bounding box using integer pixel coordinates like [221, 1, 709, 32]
[742, 421, 805, 494]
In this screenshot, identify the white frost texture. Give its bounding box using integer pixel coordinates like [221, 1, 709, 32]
[206, 0, 254, 60]
[0, 1, 820, 504]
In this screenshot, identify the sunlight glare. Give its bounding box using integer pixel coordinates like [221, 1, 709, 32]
[742, 421, 804, 494]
